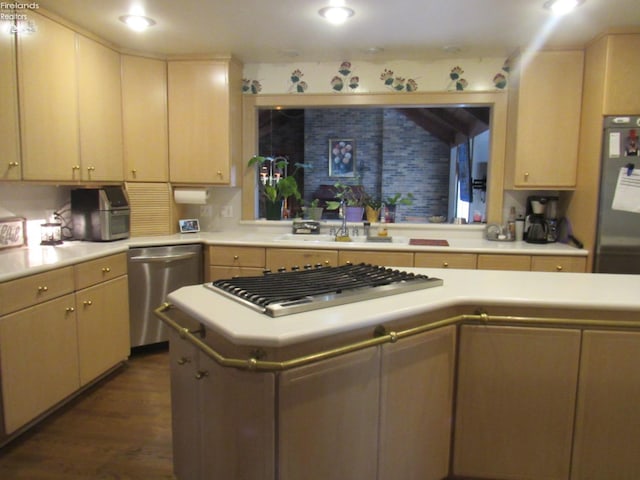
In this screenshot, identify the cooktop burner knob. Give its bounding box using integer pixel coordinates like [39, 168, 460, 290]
[315, 263, 322, 268]
[278, 267, 287, 273]
[291, 265, 300, 271]
[262, 269, 271, 275]
[304, 264, 312, 270]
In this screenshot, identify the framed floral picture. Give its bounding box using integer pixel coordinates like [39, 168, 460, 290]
[329, 139, 355, 177]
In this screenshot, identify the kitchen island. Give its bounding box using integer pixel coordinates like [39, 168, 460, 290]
[159, 267, 640, 480]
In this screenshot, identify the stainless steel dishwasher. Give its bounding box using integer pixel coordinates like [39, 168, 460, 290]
[128, 244, 203, 348]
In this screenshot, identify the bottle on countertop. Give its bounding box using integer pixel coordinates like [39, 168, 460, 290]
[507, 206, 516, 240]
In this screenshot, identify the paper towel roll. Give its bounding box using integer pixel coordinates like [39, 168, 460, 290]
[174, 188, 210, 205]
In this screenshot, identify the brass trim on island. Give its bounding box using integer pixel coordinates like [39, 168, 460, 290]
[154, 303, 640, 372]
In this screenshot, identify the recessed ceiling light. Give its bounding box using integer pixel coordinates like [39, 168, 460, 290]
[119, 14, 156, 32]
[543, 0, 583, 15]
[318, 6, 355, 25]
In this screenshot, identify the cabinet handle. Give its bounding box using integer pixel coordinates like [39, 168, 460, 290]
[83, 300, 93, 306]
[131, 168, 137, 174]
[524, 172, 529, 181]
[556, 265, 563, 271]
[37, 285, 48, 292]
[324, 260, 330, 265]
[87, 166, 96, 172]
[177, 357, 191, 365]
[72, 165, 80, 170]
[65, 307, 75, 313]
[233, 255, 239, 260]
[442, 262, 449, 268]
[102, 267, 111, 273]
[8, 161, 19, 167]
[216, 170, 223, 178]
[195, 370, 208, 380]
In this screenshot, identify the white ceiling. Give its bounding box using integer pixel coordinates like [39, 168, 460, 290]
[36, 0, 640, 63]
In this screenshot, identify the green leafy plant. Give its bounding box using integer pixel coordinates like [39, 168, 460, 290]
[364, 195, 382, 210]
[384, 192, 414, 206]
[326, 182, 367, 209]
[248, 156, 308, 202]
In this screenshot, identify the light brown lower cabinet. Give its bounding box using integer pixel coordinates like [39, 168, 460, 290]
[338, 249, 414, 267]
[278, 348, 380, 480]
[531, 255, 587, 272]
[207, 245, 266, 281]
[0, 294, 80, 434]
[571, 330, 640, 479]
[453, 324, 581, 480]
[414, 252, 478, 269]
[378, 325, 456, 480]
[266, 248, 338, 272]
[477, 253, 531, 270]
[168, 326, 275, 480]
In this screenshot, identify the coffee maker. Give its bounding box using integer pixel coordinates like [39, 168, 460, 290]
[524, 195, 559, 243]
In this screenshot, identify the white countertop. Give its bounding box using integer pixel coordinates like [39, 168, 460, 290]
[167, 267, 640, 348]
[0, 226, 586, 282]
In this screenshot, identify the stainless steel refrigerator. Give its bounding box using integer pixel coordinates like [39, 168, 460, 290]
[594, 116, 640, 274]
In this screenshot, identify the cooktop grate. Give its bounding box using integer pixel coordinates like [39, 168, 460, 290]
[205, 263, 443, 317]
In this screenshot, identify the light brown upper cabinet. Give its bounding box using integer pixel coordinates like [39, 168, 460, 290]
[17, 12, 123, 182]
[168, 58, 242, 185]
[122, 55, 169, 182]
[17, 11, 80, 181]
[76, 35, 124, 182]
[599, 34, 640, 115]
[504, 50, 584, 189]
[0, 18, 21, 181]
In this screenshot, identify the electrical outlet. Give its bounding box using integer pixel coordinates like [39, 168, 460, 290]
[221, 205, 233, 218]
[200, 205, 213, 217]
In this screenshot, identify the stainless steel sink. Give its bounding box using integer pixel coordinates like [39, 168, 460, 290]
[274, 233, 409, 244]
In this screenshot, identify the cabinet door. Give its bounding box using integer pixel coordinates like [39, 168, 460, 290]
[168, 327, 202, 480]
[454, 325, 581, 480]
[266, 248, 338, 271]
[477, 253, 531, 271]
[122, 55, 169, 181]
[18, 11, 80, 181]
[603, 34, 640, 115]
[0, 19, 20, 180]
[75, 276, 129, 385]
[379, 325, 456, 480]
[168, 60, 240, 184]
[531, 255, 587, 272]
[506, 50, 583, 188]
[278, 348, 380, 480]
[414, 252, 477, 269]
[76, 35, 123, 181]
[338, 250, 414, 267]
[571, 330, 640, 479]
[0, 294, 79, 434]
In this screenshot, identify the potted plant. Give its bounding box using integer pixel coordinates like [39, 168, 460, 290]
[248, 155, 307, 220]
[383, 193, 414, 223]
[306, 198, 324, 221]
[364, 195, 382, 223]
[326, 182, 367, 222]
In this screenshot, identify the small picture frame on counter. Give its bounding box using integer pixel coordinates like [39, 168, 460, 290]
[178, 218, 200, 233]
[0, 217, 27, 250]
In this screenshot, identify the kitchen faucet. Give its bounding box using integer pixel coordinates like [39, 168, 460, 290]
[337, 199, 348, 238]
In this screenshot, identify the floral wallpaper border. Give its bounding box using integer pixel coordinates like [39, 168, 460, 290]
[243, 58, 511, 95]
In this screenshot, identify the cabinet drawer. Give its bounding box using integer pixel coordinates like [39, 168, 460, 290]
[339, 250, 414, 268]
[208, 246, 265, 268]
[266, 248, 338, 271]
[477, 254, 531, 271]
[414, 252, 477, 269]
[530, 255, 586, 273]
[0, 266, 75, 315]
[74, 253, 127, 290]
[209, 266, 265, 282]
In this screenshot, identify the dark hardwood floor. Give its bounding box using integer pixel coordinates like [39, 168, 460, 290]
[0, 346, 175, 479]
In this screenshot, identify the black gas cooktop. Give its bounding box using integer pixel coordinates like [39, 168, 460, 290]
[205, 263, 443, 317]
